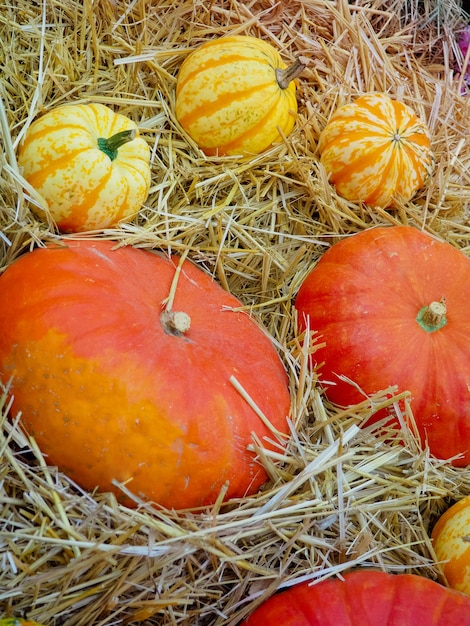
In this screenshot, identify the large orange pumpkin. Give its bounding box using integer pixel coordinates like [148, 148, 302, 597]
[175, 35, 305, 156]
[432, 495, 470, 596]
[240, 570, 470, 625]
[318, 93, 434, 207]
[295, 225, 470, 465]
[17, 103, 151, 232]
[0, 240, 290, 509]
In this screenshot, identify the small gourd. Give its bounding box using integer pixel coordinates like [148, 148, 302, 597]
[432, 495, 470, 596]
[318, 93, 434, 207]
[175, 35, 306, 156]
[17, 103, 151, 232]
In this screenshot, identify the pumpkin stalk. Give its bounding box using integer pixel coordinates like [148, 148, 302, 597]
[97, 128, 137, 161]
[160, 310, 191, 337]
[276, 56, 308, 89]
[416, 298, 447, 332]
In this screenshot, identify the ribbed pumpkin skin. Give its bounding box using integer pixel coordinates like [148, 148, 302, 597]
[0, 241, 290, 509]
[241, 570, 470, 625]
[432, 496, 470, 596]
[175, 35, 298, 156]
[295, 226, 470, 465]
[318, 93, 434, 207]
[17, 103, 151, 232]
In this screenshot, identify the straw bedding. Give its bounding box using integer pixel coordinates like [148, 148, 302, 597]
[1, 0, 469, 624]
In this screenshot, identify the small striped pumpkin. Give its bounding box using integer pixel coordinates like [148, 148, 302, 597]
[432, 495, 470, 597]
[18, 103, 151, 233]
[318, 93, 434, 207]
[175, 35, 305, 156]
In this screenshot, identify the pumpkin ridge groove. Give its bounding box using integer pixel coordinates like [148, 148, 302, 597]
[177, 81, 276, 129]
[56, 167, 114, 232]
[26, 148, 99, 189]
[177, 54, 278, 93]
[208, 97, 288, 154]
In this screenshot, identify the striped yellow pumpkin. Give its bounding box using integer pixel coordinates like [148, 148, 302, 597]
[18, 103, 151, 232]
[432, 495, 470, 596]
[318, 93, 434, 207]
[175, 35, 305, 157]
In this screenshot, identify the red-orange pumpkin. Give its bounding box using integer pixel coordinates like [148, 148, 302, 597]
[240, 570, 470, 625]
[295, 226, 470, 465]
[0, 240, 290, 509]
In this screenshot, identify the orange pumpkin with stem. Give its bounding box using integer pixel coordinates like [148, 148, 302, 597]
[0, 240, 290, 509]
[295, 225, 470, 465]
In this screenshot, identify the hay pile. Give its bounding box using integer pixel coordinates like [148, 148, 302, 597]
[1, 0, 470, 624]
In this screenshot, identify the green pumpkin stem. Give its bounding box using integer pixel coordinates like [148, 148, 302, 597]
[416, 298, 447, 332]
[276, 56, 308, 89]
[97, 128, 137, 161]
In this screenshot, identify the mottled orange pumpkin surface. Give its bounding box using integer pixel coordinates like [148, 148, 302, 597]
[0, 240, 291, 509]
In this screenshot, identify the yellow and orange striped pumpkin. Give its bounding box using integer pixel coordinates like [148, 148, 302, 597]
[318, 93, 434, 207]
[175, 35, 305, 157]
[18, 103, 151, 233]
[432, 495, 470, 596]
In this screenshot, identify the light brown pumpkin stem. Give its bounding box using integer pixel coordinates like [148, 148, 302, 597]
[422, 300, 446, 325]
[160, 310, 191, 337]
[276, 56, 309, 89]
[416, 298, 447, 332]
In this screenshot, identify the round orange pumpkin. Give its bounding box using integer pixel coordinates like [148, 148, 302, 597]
[318, 93, 434, 207]
[295, 225, 470, 465]
[175, 35, 305, 156]
[432, 495, 470, 596]
[0, 240, 290, 509]
[240, 570, 470, 625]
[17, 103, 151, 232]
